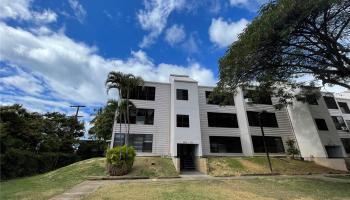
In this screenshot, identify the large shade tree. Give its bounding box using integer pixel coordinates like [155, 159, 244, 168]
[218, 0, 350, 101]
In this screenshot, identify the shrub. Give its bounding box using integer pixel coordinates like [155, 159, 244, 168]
[76, 140, 107, 159]
[286, 139, 300, 159]
[0, 148, 79, 180]
[106, 145, 136, 176]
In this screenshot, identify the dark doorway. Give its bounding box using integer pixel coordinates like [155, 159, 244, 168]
[325, 145, 343, 158]
[177, 144, 196, 171]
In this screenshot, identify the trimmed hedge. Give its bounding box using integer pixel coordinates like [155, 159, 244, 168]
[0, 148, 79, 180]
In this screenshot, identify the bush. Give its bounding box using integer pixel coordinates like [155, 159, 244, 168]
[76, 140, 107, 159]
[106, 145, 136, 176]
[0, 148, 79, 180]
[286, 139, 300, 159]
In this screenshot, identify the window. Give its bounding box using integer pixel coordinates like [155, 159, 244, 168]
[341, 138, 350, 153]
[136, 109, 154, 125]
[114, 134, 153, 152]
[129, 134, 153, 152]
[122, 86, 155, 101]
[176, 89, 188, 100]
[244, 90, 272, 105]
[332, 116, 348, 131]
[210, 136, 242, 153]
[346, 120, 350, 129]
[315, 118, 328, 130]
[323, 96, 338, 109]
[338, 102, 350, 114]
[118, 108, 154, 125]
[177, 115, 189, 127]
[246, 111, 278, 127]
[306, 95, 318, 105]
[113, 133, 125, 147]
[205, 91, 234, 105]
[252, 136, 285, 153]
[207, 112, 238, 128]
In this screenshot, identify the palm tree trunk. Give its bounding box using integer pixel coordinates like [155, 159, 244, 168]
[126, 88, 130, 158]
[118, 91, 123, 160]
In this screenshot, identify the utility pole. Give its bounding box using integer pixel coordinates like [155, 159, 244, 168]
[70, 105, 85, 134]
[70, 105, 86, 119]
[258, 110, 273, 173]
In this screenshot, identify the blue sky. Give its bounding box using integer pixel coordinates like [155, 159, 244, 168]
[0, 0, 346, 135]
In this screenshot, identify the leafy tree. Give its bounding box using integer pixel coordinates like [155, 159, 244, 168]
[0, 104, 84, 154]
[286, 139, 300, 159]
[218, 0, 350, 102]
[89, 100, 118, 141]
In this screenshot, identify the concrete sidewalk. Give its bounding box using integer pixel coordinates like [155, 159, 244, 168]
[49, 174, 350, 200]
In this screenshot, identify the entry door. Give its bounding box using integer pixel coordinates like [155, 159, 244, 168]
[177, 144, 196, 170]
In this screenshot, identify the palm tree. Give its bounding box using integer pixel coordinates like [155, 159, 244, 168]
[105, 72, 144, 148]
[123, 74, 144, 145]
[106, 72, 124, 149]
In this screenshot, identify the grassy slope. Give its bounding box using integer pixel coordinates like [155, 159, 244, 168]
[0, 158, 106, 200]
[0, 157, 178, 200]
[84, 177, 350, 200]
[209, 157, 345, 176]
[128, 157, 178, 177]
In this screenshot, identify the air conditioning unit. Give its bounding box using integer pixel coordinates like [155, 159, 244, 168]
[245, 98, 253, 104]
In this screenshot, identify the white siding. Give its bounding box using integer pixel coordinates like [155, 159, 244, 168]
[112, 82, 170, 156]
[198, 86, 242, 156]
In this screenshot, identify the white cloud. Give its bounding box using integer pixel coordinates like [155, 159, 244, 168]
[181, 33, 200, 54]
[209, 17, 249, 48]
[0, 22, 216, 108]
[228, 0, 269, 12]
[137, 0, 184, 48]
[0, 66, 45, 96]
[165, 24, 186, 45]
[0, 0, 57, 24]
[68, 0, 86, 23]
[229, 0, 249, 6]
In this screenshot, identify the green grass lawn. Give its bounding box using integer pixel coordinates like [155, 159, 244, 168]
[0, 157, 178, 200]
[84, 177, 350, 200]
[325, 174, 350, 180]
[208, 157, 345, 176]
[0, 158, 106, 200]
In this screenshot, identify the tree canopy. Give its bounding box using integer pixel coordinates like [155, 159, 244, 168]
[218, 0, 350, 97]
[88, 100, 118, 141]
[0, 104, 84, 154]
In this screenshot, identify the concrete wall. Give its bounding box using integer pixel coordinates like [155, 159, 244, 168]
[288, 100, 328, 158]
[169, 76, 202, 157]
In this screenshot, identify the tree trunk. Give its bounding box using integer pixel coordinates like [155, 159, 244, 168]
[118, 91, 122, 160]
[126, 88, 130, 158]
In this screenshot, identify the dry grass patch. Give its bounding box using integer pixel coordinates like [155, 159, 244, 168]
[208, 157, 344, 176]
[128, 157, 178, 177]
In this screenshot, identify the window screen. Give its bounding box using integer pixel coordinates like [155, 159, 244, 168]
[176, 89, 188, 100]
[252, 136, 285, 153]
[247, 111, 278, 127]
[323, 96, 338, 109]
[207, 112, 238, 128]
[210, 136, 242, 153]
[177, 115, 189, 127]
[315, 118, 328, 130]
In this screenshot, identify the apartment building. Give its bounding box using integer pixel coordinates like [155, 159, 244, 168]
[110, 75, 349, 171]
